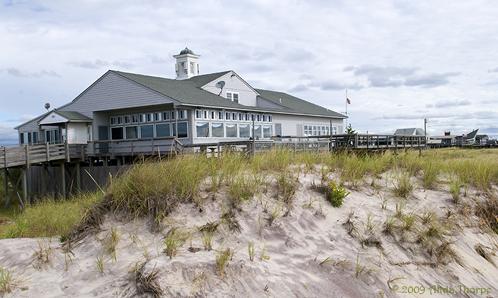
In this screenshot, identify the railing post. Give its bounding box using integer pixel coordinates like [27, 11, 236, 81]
[46, 142, 50, 162]
[3, 147, 9, 208]
[65, 140, 70, 162]
[23, 145, 30, 203]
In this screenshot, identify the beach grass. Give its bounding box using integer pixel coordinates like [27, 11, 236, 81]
[1, 148, 497, 240]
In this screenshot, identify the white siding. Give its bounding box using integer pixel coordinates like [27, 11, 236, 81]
[272, 114, 344, 136]
[202, 72, 258, 106]
[67, 123, 90, 144]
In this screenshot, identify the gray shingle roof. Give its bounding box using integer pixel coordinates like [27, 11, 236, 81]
[256, 89, 346, 118]
[188, 71, 231, 87]
[394, 128, 425, 136]
[54, 111, 92, 121]
[112, 70, 345, 118]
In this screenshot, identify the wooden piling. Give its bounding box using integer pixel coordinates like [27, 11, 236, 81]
[61, 162, 66, 199]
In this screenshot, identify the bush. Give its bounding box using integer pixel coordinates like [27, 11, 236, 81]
[325, 181, 349, 207]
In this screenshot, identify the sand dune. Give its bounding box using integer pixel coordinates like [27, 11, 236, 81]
[1, 169, 497, 297]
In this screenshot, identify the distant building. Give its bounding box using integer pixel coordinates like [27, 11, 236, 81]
[394, 128, 425, 136]
[475, 134, 489, 146]
[455, 129, 478, 146]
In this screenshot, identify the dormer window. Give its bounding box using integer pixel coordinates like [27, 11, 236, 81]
[226, 92, 239, 103]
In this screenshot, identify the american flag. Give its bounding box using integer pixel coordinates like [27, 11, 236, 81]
[346, 97, 351, 104]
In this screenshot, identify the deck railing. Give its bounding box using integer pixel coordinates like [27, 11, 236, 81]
[0, 143, 67, 169]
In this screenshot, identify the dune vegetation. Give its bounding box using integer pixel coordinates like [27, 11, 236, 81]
[3, 148, 497, 240]
[0, 148, 497, 296]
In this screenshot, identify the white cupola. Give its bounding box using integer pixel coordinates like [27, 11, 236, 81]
[173, 47, 200, 80]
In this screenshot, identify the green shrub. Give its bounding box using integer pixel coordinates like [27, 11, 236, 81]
[325, 181, 349, 207]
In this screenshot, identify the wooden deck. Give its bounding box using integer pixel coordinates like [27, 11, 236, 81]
[1, 134, 427, 169]
[1, 143, 69, 169]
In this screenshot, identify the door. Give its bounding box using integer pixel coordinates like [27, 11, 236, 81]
[98, 126, 109, 154]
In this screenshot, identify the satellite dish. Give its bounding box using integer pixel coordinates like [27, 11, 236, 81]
[216, 81, 225, 89]
[44, 103, 51, 111]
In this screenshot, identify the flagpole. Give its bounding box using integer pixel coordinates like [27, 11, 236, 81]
[345, 89, 348, 132]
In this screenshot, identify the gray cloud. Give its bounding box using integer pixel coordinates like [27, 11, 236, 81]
[488, 67, 498, 73]
[2, 68, 60, 78]
[318, 80, 364, 91]
[288, 84, 308, 93]
[426, 99, 471, 108]
[344, 65, 459, 88]
[404, 72, 460, 88]
[68, 59, 133, 69]
[375, 110, 498, 121]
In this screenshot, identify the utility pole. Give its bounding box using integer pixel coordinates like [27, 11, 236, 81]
[424, 118, 428, 148]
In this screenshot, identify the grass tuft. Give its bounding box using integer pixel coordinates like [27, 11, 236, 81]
[393, 172, 413, 198]
[215, 248, 233, 278]
[163, 227, 189, 259]
[0, 267, 15, 295]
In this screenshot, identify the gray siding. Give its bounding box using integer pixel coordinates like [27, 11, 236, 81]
[60, 71, 176, 118]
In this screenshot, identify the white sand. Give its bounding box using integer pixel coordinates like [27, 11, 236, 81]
[0, 169, 497, 297]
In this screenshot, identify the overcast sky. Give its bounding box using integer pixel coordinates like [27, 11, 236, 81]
[1, 0, 498, 144]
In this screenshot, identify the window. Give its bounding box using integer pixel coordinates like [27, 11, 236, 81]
[126, 126, 138, 139]
[171, 111, 176, 120]
[20, 133, 24, 144]
[146, 113, 153, 122]
[173, 122, 188, 138]
[263, 115, 268, 122]
[257, 114, 261, 122]
[163, 112, 170, 121]
[196, 122, 209, 137]
[156, 123, 171, 137]
[226, 92, 239, 103]
[117, 116, 123, 125]
[239, 124, 250, 138]
[275, 123, 282, 136]
[226, 124, 237, 138]
[190, 62, 195, 74]
[139, 114, 146, 123]
[32, 132, 38, 144]
[124, 116, 131, 124]
[268, 115, 272, 122]
[231, 112, 236, 121]
[218, 111, 224, 120]
[211, 111, 216, 120]
[238, 113, 243, 121]
[111, 127, 124, 140]
[332, 126, 337, 135]
[203, 110, 208, 119]
[212, 123, 224, 138]
[140, 125, 154, 139]
[254, 125, 262, 139]
[154, 112, 161, 122]
[245, 113, 250, 121]
[225, 112, 231, 120]
[195, 110, 202, 119]
[251, 114, 255, 121]
[263, 125, 272, 138]
[110, 117, 117, 126]
[179, 110, 187, 119]
[132, 114, 139, 123]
